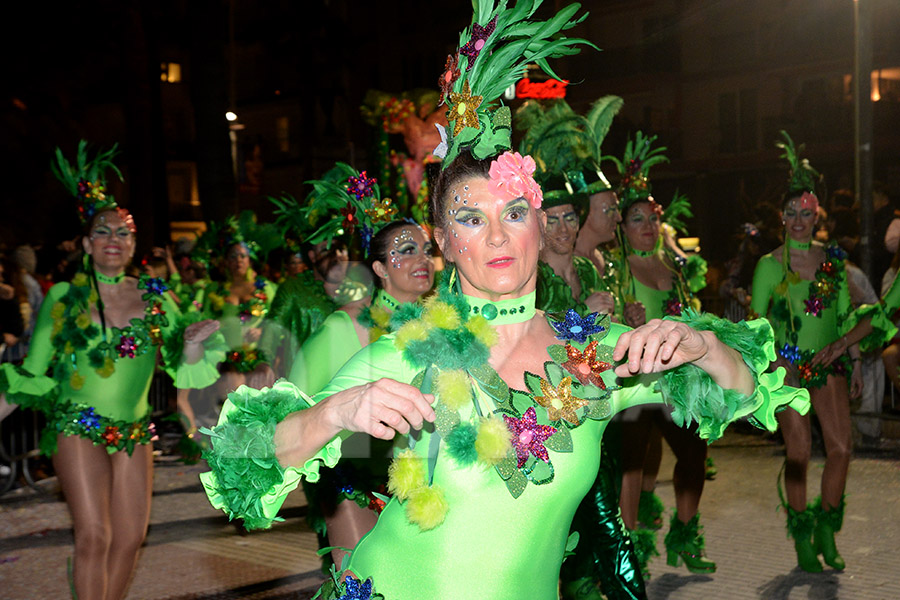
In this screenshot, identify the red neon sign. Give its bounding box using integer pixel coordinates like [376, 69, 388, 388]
[515, 78, 569, 99]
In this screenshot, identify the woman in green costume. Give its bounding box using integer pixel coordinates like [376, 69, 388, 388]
[291, 218, 435, 567]
[200, 4, 808, 599]
[749, 132, 892, 573]
[0, 142, 224, 600]
[609, 133, 715, 575]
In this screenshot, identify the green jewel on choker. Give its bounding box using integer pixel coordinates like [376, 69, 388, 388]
[630, 246, 658, 258]
[787, 238, 811, 251]
[373, 288, 400, 311]
[94, 270, 125, 285]
[464, 290, 536, 324]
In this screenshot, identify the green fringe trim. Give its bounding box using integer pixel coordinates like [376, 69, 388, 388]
[664, 512, 706, 553]
[628, 527, 659, 567]
[201, 383, 311, 530]
[659, 309, 773, 442]
[813, 495, 846, 532]
[637, 490, 664, 529]
[845, 303, 897, 355]
[785, 504, 817, 541]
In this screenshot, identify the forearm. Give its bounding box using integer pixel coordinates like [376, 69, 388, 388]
[274, 397, 342, 469]
[691, 330, 755, 397]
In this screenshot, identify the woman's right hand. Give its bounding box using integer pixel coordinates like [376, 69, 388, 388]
[323, 378, 436, 440]
[623, 301, 646, 328]
[584, 291, 616, 315]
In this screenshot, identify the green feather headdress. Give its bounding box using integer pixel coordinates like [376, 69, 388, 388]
[775, 130, 820, 197]
[50, 140, 124, 227]
[435, 0, 597, 166]
[275, 162, 405, 258]
[193, 211, 281, 267]
[608, 131, 669, 214]
[514, 94, 623, 207]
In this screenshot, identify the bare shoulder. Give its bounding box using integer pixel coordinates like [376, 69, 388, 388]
[340, 297, 370, 320]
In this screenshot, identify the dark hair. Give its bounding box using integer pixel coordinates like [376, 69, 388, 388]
[368, 221, 422, 288]
[829, 206, 859, 240]
[430, 152, 494, 228]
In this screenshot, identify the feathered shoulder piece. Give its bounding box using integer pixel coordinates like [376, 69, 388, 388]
[608, 131, 668, 214]
[51, 140, 124, 227]
[435, 0, 596, 166]
[775, 130, 820, 197]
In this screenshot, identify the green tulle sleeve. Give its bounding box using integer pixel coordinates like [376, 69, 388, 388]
[160, 309, 229, 389]
[198, 380, 342, 530]
[841, 302, 898, 354]
[0, 362, 57, 411]
[658, 310, 810, 442]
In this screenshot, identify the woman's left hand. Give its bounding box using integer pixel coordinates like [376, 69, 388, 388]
[810, 337, 848, 367]
[613, 318, 710, 377]
[850, 363, 863, 399]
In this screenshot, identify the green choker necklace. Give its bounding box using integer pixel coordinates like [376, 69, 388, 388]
[630, 247, 658, 258]
[94, 270, 125, 285]
[373, 288, 401, 311]
[465, 290, 536, 324]
[787, 238, 811, 251]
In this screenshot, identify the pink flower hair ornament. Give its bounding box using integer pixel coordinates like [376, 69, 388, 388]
[488, 151, 543, 209]
[798, 191, 819, 212]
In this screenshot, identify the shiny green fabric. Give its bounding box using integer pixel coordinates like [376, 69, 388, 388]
[883, 271, 900, 314]
[288, 310, 362, 395]
[202, 312, 809, 600]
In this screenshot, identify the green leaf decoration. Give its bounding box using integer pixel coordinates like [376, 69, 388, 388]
[547, 344, 568, 364]
[523, 371, 543, 396]
[411, 369, 425, 389]
[584, 397, 613, 420]
[495, 454, 518, 481]
[543, 362, 566, 386]
[434, 402, 461, 438]
[505, 469, 528, 499]
[544, 426, 573, 452]
[565, 531, 580, 556]
[508, 389, 534, 413]
[595, 344, 615, 364]
[469, 363, 510, 406]
[525, 459, 555, 484]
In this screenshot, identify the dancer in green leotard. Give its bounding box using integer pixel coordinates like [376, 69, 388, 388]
[750, 132, 893, 573]
[200, 5, 809, 599]
[291, 218, 435, 568]
[0, 142, 223, 600]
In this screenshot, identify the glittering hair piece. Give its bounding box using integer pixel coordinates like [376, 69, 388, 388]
[608, 131, 669, 215]
[51, 140, 124, 228]
[775, 130, 821, 200]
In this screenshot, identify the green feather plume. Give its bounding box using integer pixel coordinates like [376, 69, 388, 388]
[775, 130, 820, 195]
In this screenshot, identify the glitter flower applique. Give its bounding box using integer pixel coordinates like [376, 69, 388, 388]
[438, 54, 461, 103]
[79, 407, 101, 431]
[364, 197, 398, 223]
[549, 309, 605, 344]
[560, 341, 610, 388]
[116, 335, 137, 358]
[504, 407, 557, 468]
[488, 151, 543, 209]
[341, 202, 359, 235]
[447, 81, 483, 136]
[347, 171, 376, 200]
[459, 16, 497, 69]
[533, 376, 587, 426]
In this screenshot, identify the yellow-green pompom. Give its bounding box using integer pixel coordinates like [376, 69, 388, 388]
[387, 449, 425, 500]
[405, 485, 448, 531]
[88, 290, 99, 304]
[69, 372, 85, 390]
[72, 273, 89, 287]
[424, 300, 460, 330]
[63, 342, 75, 355]
[475, 416, 513, 466]
[51, 302, 65, 319]
[97, 357, 116, 378]
[75, 312, 92, 329]
[51, 320, 63, 336]
[434, 369, 471, 410]
[466, 315, 498, 347]
[394, 320, 430, 350]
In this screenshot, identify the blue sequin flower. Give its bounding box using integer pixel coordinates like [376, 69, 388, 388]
[254, 277, 266, 291]
[825, 245, 847, 261]
[360, 225, 374, 255]
[144, 277, 169, 295]
[780, 343, 802, 365]
[550, 310, 605, 343]
[79, 407, 101, 431]
[339, 575, 374, 600]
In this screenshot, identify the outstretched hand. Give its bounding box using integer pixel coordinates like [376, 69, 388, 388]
[324, 378, 436, 440]
[810, 337, 848, 367]
[613, 318, 711, 378]
[184, 319, 220, 345]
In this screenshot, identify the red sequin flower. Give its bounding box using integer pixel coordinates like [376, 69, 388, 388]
[504, 407, 557, 468]
[341, 202, 359, 235]
[664, 299, 684, 316]
[102, 426, 123, 447]
[438, 54, 461, 105]
[560, 341, 610, 388]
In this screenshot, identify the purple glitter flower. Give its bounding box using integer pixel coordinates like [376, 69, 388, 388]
[459, 16, 497, 70]
[116, 335, 137, 358]
[664, 299, 684, 316]
[347, 171, 376, 200]
[550, 310, 605, 343]
[804, 297, 824, 317]
[504, 407, 557, 468]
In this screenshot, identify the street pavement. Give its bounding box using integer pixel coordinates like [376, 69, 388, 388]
[1, 427, 899, 600]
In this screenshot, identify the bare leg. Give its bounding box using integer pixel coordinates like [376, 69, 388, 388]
[324, 501, 379, 569]
[811, 376, 852, 509]
[659, 421, 706, 522]
[105, 443, 153, 600]
[53, 435, 114, 600]
[618, 411, 654, 530]
[776, 405, 811, 512]
[640, 426, 662, 493]
[882, 343, 900, 395]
